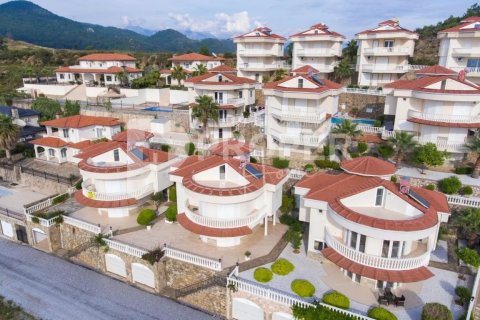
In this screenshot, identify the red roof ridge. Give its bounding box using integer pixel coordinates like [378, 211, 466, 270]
[168, 53, 225, 61]
[78, 53, 136, 61]
[341, 156, 396, 176]
[41, 115, 123, 129]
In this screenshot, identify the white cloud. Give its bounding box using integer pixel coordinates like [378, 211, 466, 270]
[168, 11, 259, 37]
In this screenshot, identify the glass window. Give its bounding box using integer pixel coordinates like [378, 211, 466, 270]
[238, 91, 243, 99]
[106, 75, 112, 81]
[62, 128, 69, 138]
[250, 90, 253, 97]
[377, 280, 384, 289]
[298, 78, 304, 88]
[314, 240, 326, 251]
[350, 231, 358, 249]
[382, 240, 390, 258]
[219, 164, 225, 179]
[61, 148, 67, 158]
[375, 188, 384, 206]
[113, 149, 120, 161]
[391, 241, 400, 258]
[60, 74, 65, 79]
[467, 58, 480, 68]
[359, 235, 366, 253]
[48, 149, 55, 157]
[384, 40, 394, 48]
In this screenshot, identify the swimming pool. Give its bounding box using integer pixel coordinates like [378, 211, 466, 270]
[331, 117, 376, 126]
[143, 106, 173, 112]
[0, 186, 13, 197]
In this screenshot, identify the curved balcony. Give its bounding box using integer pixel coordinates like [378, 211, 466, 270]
[81, 179, 154, 201]
[325, 231, 430, 271]
[408, 110, 480, 124]
[184, 204, 265, 229]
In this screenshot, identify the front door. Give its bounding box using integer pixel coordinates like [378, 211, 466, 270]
[16, 226, 28, 243]
[218, 128, 223, 139]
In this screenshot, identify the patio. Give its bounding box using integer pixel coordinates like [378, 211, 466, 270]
[114, 219, 288, 268]
[0, 184, 54, 214]
[239, 246, 471, 320]
[69, 207, 140, 232]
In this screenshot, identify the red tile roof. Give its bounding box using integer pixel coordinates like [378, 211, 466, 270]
[296, 172, 449, 231]
[78, 53, 136, 61]
[185, 72, 257, 85]
[384, 75, 480, 94]
[292, 65, 320, 74]
[177, 213, 252, 237]
[322, 248, 434, 282]
[353, 134, 383, 144]
[30, 137, 70, 148]
[112, 129, 154, 143]
[356, 20, 416, 36]
[407, 116, 480, 128]
[209, 140, 251, 157]
[263, 75, 342, 93]
[415, 65, 457, 76]
[74, 191, 137, 208]
[68, 140, 94, 150]
[235, 27, 286, 40]
[170, 155, 287, 196]
[41, 115, 122, 129]
[168, 53, 225, 61]
[55, 66, 143, 74]
[209, 65, 237, 73]
[341, 156, 396, 176]
[290, 23, 345, 38]
[440, 16, 480, 33]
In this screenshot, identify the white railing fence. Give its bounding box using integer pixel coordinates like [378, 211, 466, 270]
[24, 187, 76, 215]
[185, 205, 265, 229]
[466, 270, 480, 320]
[104, 239, 148, 258]
[25, 213, 59, 227]
[342, 88, 386, 96]
[82, 182, 154, 201]
[357, 125, 384, 134]
[289, 169, 306, 180]
[163, 245, 222, 271]
[408, 110, 480, 124]
[63, 216, 102, 234]
[446, 195, 480, 208]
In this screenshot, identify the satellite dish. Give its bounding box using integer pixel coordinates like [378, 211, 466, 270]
[13, 119, 26, 127]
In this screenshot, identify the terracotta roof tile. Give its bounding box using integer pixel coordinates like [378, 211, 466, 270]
[440, 16, 480, 33]
[74, 191, 137, 208]
[185, 72, 257, 85]
[168, 53, 225, 61]
[341, 156, 396, 176]
[292, 65, 320, 74]
[263, 75, 342, 93]
[68, 140, 94, 150]
[407, 117, 480, 128]
[235, 27, 286, 40]
[113, 129, 154, 143]
[209, 65, 237, 73]
[56, 66, 142, 74]
[78, 53, 136, 61]
[415, 65, 457, 76]
[41, 115, 123, 129]
[356, 20, 416, 36]
[209, 140, 251, 157]
[177, 213, 252, 237]
[290, 24, 345, 38]
[384, 75, 480, 94]
[30, 137, 69, 148]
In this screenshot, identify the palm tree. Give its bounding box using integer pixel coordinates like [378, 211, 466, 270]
[273, 69, 287, 81]
[465, 136, 480, 178]
[342, 39, 358, 63]
[333, 59, 353, 83]
[192, 64, 208, 77]
[171, 65, 186, 87]
[331, 119, 362, 157]
[452, 207, 480, 247]
[387, 131, 417, 168]
[116, 70, 129, 87]
[191, 95, 219, 143]
[0, 114, 20, 162]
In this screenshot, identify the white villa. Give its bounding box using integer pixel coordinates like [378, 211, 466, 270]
[290, 23, 344, 78]
[295, 156, 450, 289]
[55, 53, 143, 86]
[355, 19, 418, 87]
[383, 65, 480, 158]
[30, 115, 122, 163]
[438, 16, 480, 84]
[73, 138, 177, 218]
[263, 71, 342, 157]
[168, 53, 225, 71]
[185, 72, 259, 141]
[169, 141, 288, 247]
[234, 27, 288, 82]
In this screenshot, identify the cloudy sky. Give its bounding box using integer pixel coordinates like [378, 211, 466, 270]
[1, 0, 476, 38]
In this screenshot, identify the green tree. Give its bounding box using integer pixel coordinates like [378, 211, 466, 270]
[272, 69, 287, 81]
[150, 192, 164, 210]
[191, 95, 219, 143]
[331, 119, 362, 157]
[0, 114, 20, 162]
[280, 194, 295, 215]
[456, 247, 480, 268]
[342, 39, 358, 63]
[171, 65, 186, 87]
[31, 97, 62, 121]
[63, 100, 81, 117]
[412, 142, 448, 173]
[116, 70, 129, 87]
[333, 59, 353, 82]
[286, 43, 293, 65]
[192, 64, 208, 77]
[452, 208, 480, 247]
[387, 131, 417, 168]
[465, 136, 480, 178]
[198, 46, 211, 56]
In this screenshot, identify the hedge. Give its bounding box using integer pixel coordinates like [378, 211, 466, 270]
[291, 279, 315, 297]
[165, 204, 178, 222]
[368, 307, 398, 320]
[438, 176, 462, 194]
[455, 286, 472, 306]
[279, 214, 295, 226]
[357, 142, 368, 154]
[250, 156, 258, 163]
[314, 159, 340, 170]
[271, 259, 295, 276]
[137, 209, 156, 225]
[254, 268, 273, 283]
[455, 167, 473, 175]
[160, 144, 171, 152]
[304, 163, 314, 172]
[184, 142, 195, 156]
[168, 185, 177, 202]
[322, 291, 350, 309]
[425, 184, 436, 191]
[421, 303, 452, 320]
[272, 157, 289, 169]
[461, 186, 473, 196]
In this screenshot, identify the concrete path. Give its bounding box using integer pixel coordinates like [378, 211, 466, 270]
[0, 238, 213, 320]
[396, 166, 480, 187]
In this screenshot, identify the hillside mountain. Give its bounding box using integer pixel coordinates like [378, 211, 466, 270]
[0, 1, 235, 53]
[124, 25, 157, 37]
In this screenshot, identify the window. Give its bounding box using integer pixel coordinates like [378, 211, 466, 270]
[219, 164, 225, 179]
[467, 58, 480, 69]
[48, 149, 55, 157]
[218, 75, 223, 82]
[298, 78, 304, 88]
[219, 110, 227, 120]
[382, 240, 390, 258]
[391, 241, 400, 258]
[62, 128, 69, 138]
[61, 148, 67, 159]
[238, 91, 243, 99]
[375, 188, 384, 206]
[113, 149, 120, 161]
[250, 90, 253, 97]
[349, 231, 358, 249]
[255, 74, 260, 82]
[60, 74, 65, 79]
[218, 128, 223, 139]
[359, 234, 366, 253]
[96, 127, 103, 138]
[106, 75, 112, 82]
[314, 240, 326, 251]
[214, 92, 224, 104]
[384, 40, 394, 49]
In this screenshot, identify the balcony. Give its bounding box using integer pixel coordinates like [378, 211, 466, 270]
[81, 179, 154, 201]
[363, 47, 411, 56]
[238, 49, 283, 57]
[408, 110, 480, 124]
[270, 127, 330, 147]
[361, 64, 410, 73]
[185, 203, 265, 229]
[216, 98, 244, 107]
[325, 231, 430, 271]
[452, 48, 480, 57]
[239, 63, 290, 71]
[271, 109, 327, 124]
[296, 48, 338, 57]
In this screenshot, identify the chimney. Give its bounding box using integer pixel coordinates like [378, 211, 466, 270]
[10, 107, 19, 119]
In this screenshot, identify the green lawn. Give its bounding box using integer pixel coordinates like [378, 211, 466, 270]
[0, 295, 36, 320]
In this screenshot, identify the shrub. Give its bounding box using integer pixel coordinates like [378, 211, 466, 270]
[378, 144, 394, 159]
[272, 157, 289, 169]
[304, 163, 314, 173]
[390, 175, 398, 183]
[279, 214, 295, 226]
[137, 209, 156, 225]
[373, 120, 382, 127]
[455, 167, 473, 175]
[322, 291, 350, 309]
[368, 307, 397, 320]
[323, 145, 333, 157]
[438, 176, 462, 194]
[357, 142, 368, 154]
[142, 247, 164, 265]
[184, 142, 195, 156]
[291, 279, 315, 297]
[160, 144, 171, 152]
[280, 194, 295, 215]
[253, 268, 273, 283]
[52, 193, 68, 205]
[31, 216, 40, 224]
[455, 286, 472, 306]
[168, 185, 177, 202]
[286, 229, 302, 252]
[165, 204, 178, 222]
[421, 303, 452, 320]
[456, 247, 480, 268]
[314, 159, 341, 170]
[349, 151, 359, 158]
[243, 111, 250, 118]
[249, 156, 258, 163]
[461, 186, 474, 196]
[271, 259, 295, 275]
[293, 302, 358, 320]
[425, 184, 436, 191]
[233, 130, 241, 139]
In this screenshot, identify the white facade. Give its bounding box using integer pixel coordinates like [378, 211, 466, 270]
[290, 24, 344, 78]
[234, 27, 288, 82]
[438, 17, 480, 83]
[264, 74, 341, 156]
[355, 20, 418, 87]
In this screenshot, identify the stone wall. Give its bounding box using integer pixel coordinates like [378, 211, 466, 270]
[165, 258, 216, 289]
[338, 93, 385, 118]
[0, 166, 70, 194]
[179, 286, 227, 317]
[227, 290, 293, 320]
[26, 221, 61, 252]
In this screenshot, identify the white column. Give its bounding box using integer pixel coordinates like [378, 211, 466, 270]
[264, 215, 268, 236]
[273, 210, 276, 226]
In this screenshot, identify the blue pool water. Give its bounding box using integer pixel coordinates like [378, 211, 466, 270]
[0, 187, 12, 197]
[143, 106, 173, 112]
[331, 117, 376, 126]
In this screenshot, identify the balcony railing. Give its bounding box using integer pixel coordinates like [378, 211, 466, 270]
[271, 109, 327, 124]
[381, 130, 467, 153]
[270, 127, 330, 147]
[238, 49, 283, 57]
[362, 64, 427, 73]
[184, 204, 265, 229]
[325, 231, 431, 271]
[408, 110, 480, 124]
[239, 63, 290, 71]
[81, 179, 154, 201]
[296, 48, 338, 57]
[363, 47, 411, 55]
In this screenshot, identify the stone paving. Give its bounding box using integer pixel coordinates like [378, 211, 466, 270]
[430, 240, 449, 264]
[0, 184, 53, 213]
[397, 166, 480, 187]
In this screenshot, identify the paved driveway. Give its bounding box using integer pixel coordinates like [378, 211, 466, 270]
[0, 238, 213, 320]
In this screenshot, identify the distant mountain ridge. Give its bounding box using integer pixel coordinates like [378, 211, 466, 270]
[0, 1, 236, 53]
